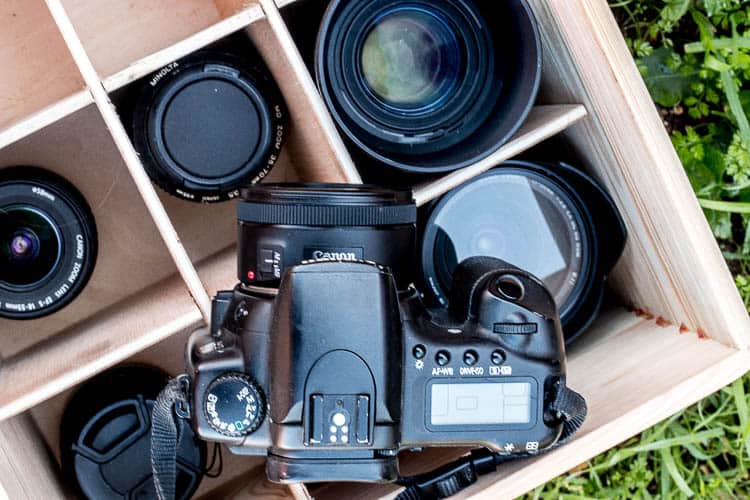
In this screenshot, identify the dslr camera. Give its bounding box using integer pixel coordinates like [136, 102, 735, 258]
[179, 185, 584, 491]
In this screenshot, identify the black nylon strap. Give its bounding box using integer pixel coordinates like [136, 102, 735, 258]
[151, 377, 190, 500]
[396, 384, 587, 500]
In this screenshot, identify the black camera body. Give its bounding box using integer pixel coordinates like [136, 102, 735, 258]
[187, 257, 567, 484]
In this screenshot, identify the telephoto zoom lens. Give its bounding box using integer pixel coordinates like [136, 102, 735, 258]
[0, 167, 97, 320]
[420, 161, 627, 343]
[237, 184, 417, 290]
[130, 50, 287, 203]
[316, 0, 541, 174]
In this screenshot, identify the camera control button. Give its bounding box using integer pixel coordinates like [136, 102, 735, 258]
[491, 350, 506, 365]
[204, 373, 265, 438]
[259, 248, 275, 273]
[463, 350, 479, 366]
[436, 351, 451, 366]
[413, 345, 427, 359]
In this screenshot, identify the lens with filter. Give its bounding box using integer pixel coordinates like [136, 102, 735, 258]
[316, 0, 541, 173]
[420, 161, 627, 342]
[60, 366, 206, 500]
[0, 167, 97, 320]
[131, 51, 287, 203]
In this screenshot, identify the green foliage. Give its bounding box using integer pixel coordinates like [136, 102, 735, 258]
[616, 0, 750, 267]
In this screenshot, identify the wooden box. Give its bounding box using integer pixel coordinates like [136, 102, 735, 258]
[1, 0, 749, 498]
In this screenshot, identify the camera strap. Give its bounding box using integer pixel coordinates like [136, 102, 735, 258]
[151, 375, 192, 500]
[395, 383, 587, 500]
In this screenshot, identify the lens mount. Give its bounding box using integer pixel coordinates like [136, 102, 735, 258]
[237, 184, 417, 289]
[0, 167, 97, 320]
[317, 0, 541, 173]
[131, 51, 287, 203]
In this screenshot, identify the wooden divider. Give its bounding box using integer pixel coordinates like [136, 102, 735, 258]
[43, 0, 213, 321]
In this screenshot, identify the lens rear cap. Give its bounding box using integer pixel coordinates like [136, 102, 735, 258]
[132, 53, 286, 203]
[162, 76, 262, 180]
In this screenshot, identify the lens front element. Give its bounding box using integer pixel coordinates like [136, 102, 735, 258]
[0, 207, 61, 288]
[426, 171, 585, 314]
[361, 7, 461, 111]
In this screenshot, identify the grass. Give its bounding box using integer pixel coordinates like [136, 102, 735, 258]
[529, 1, 750, 497]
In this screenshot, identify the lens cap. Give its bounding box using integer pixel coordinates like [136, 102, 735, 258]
[131, 52, 286, 203]
[60, 366, 206, 500]
[421, 161, 626, 343]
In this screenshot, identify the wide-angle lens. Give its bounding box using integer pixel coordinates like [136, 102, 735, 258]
[0, 207, 61, 288]
[424, 169, 586, 315]
[361, 7, 461, 110]
[421, 161, 627, 343]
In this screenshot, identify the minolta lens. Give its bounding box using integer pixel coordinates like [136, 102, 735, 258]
[316, 0, 541, 174]
[0, 167, 97, 320]
[130, 50, 287, 203]
[420, 161, 627, 342]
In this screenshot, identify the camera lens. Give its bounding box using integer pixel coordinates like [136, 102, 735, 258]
[237, 184, 417, 289]
[421, 161, 626, 342]
[361, 7, 461, 110]
[131, 51, 287, 203]
[316, 0, 541, 173]
[0, 167, 97, 320]
[1, 207, 60, 287]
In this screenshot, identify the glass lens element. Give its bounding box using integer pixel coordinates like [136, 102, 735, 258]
[361, 7, 461, 109]
[0, 206, 61, 287]
[430, 173, 584, 313]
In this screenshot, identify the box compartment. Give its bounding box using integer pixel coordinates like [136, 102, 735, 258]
[0, 105, 202, 420]
[0, 0, 85, 132]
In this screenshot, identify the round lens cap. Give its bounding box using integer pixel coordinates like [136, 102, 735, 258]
[132, 53, 287, 203]
[162, 78, 262, 179]
[61, 366, 206, 500]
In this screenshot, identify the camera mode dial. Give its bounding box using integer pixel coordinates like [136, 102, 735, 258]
[204, 373, 265, 438]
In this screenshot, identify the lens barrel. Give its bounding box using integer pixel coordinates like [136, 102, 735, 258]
[237, 184, 417, 289]
[420, 161, 626, 343]
[130, 51, 287, 203]
[0, 167, 97, 320]
[316, 0, 541, 174]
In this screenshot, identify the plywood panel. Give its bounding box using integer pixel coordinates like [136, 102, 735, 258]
[527, 0, 750, 349]
[0, 0, 85, 131]
[60, 0, 224, 78]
